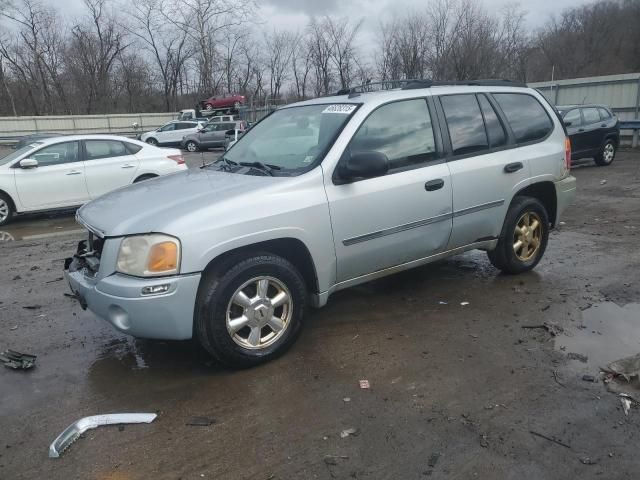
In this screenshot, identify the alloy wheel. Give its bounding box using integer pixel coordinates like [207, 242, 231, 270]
[187, 142, 197, 152]
[513, 212, 543, 261]
[226, 276, 293, 350]
[0, 199, 9, 223]
[603, 143, 615, 163]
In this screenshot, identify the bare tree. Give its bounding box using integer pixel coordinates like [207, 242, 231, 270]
[324, 16, 363, 89]
[291, 36, 312, 100]
[307, 17, 334, 95]
[264, 29, 296, 99]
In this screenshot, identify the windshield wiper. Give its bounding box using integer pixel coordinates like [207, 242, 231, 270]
[238, 161, 281, 176]
[201, 156, 237, 170]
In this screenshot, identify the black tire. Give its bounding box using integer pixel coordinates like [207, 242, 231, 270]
[594, 139, 616, 166]
[487, 196, 549, 275]
[133, 174, 158, 183]
[195, 253, 307, 368]
[0, 192, 14, 227]
[185, 141, 199, 152]
[146, 138, 158, 146]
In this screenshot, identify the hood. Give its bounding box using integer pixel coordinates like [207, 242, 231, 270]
[77, 168, 282, 237]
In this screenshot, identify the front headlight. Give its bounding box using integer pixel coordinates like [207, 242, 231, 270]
[116, 234, 181, 277]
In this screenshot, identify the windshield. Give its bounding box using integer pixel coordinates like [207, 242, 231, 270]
[223, 103, 358, 175]
[0, 142, 43, 166]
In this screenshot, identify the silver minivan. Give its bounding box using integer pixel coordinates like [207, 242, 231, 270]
[65, 80, 576, 367]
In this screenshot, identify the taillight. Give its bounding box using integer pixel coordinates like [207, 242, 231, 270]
[564, 137, 571, 171]
[167, 154, 185, 165]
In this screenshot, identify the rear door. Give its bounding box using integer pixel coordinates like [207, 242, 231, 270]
[581, 107, 604, 152]
[562, 108, 588, 155]
[13, 140, 90, 209]
[82, 139, 140, 199]
[324, 98, 453, 282]
[155, 123, 177, 144]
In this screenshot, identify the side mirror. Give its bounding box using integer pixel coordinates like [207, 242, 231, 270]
[19, 158, 38, 169]
[339, 151, 389, 181]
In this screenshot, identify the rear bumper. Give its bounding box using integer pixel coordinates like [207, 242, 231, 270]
[64, 258, 200, 340]
[554, 175, 577, 224]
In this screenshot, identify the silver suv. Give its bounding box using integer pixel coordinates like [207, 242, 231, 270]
[64, 80, 576, 367]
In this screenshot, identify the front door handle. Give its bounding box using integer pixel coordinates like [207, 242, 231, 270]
[66, 171, 82, 176]
[425, 179, 445, 191]
[504, 162, 524, 174]
[121, 164, 135, 169]
[578, 128, 585, 132]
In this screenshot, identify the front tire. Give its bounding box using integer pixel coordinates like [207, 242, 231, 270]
[0, 192, 14, 227]
[595, 139, 616, 166]
[488, 196, 549, 274]
[186, 141, 198, 152]
[145, 138, 158, 146]
[195, 254, 307, 368]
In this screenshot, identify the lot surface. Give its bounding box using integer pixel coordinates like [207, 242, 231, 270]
[1, 150, 640, 479]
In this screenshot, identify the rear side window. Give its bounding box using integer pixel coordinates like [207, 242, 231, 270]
[85, 140, 129, 160]
[582, 108, 600, 124]
[124, 142, 142, 154]
[441, 94, 489, 155]
[563, 109, 582, 127]
[598, 108, 612, 120]
[494, 93, 553, 143]
[478, 94, 507, 148]
[349, 99, 437, 171]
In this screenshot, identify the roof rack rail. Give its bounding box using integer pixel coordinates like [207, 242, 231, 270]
[335, 78, 527, 97]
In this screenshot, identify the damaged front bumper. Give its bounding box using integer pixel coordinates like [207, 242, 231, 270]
[64, 237, 201, 340]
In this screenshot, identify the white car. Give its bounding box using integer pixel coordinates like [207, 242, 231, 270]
[0, 135, 187, 226]
[140, 120, 204, 146]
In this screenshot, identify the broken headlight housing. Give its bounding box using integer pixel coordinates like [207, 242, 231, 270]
[116, 234, 181, 277]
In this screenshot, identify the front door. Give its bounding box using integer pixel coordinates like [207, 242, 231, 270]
[82, 139, 140, 198]
[580, 107, 604, 153]
[324, 98, 453, 283]
[13, 140, 90, 209]
[563, 108, 588, 155]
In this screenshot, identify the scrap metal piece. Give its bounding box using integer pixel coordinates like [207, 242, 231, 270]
[0, 350, 37, 370]
[49, 413, 157, 458]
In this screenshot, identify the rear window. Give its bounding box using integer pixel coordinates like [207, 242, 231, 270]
[441, 94, 489, 156]
[582, 108, 600, 124]
[494, 93, 553, 143]
[598, 108, 612, 120]
[85, 140, 129, 160]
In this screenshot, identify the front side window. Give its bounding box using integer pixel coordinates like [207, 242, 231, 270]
[159, 123, 176, 132]
[441, 94, 489, 156]
[494, 93, 553, 143]
[582, 108, 600, 125]
[2, 142, 43, 166]
[348, 99, 436, 171]
[85, 140, 129, 160]
[32, 141, 80, 167]
[478, 94, 507, 148]
[563, 109, 582, 127]
[223, 103, 357, 175]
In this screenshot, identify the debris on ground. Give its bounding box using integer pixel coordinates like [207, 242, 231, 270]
[324, 455, 349, 465]
[49, 413, 157, 458]
[343, 397, 351, 403]
[600, 179, 607, 185]
[0, 350, 36, 370]
[582, 375, 597, 383]
[479, 434, 488, 448]
[340, 427, 360, 438]
[460, 302, 470, 306]
[603, 352, 640, 381]
[359, 379, 370, 389]
[566, 352, 588, 363]
[10, 325, 18, 331]
[529, 430, 571, 449]
[579, 456, 597, 465]
[428, 453, 440, 468]
[21, 305, 42, 310]
[439, 301, 448, 305]
[186, 417, 215, 427]
[552, 370, 565, 388]
[620, 396, 632, 416]
[521, 322, 564, 336]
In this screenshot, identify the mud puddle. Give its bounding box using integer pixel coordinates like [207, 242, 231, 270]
[556, 302, 640, 372]
[0, 212, 81, 243]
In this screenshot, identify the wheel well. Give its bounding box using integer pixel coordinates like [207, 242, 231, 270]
[0, 189, 16, 212]
[134, 173, 158, 182]
[514, 182, 557, 227]
[604, 134, 619, 147]
[202, 238, 319, 293]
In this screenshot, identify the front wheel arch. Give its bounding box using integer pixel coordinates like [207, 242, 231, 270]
[133, 173, 158, 183]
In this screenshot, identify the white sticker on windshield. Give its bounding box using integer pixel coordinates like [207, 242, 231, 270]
[322, 104, 357, 114]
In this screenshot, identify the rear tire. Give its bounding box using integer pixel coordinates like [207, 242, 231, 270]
[186, 141, 198, 152]
[0, 192, 14, 227]
[195, 254, 307, 368]
[594, 139, 616, 166]
[487, 196, 549, 274]
[145, 138, 158, 146]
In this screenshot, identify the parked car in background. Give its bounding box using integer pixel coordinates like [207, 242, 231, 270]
[65, 80, 576, 367]
[0, 135, 186, 226]
[12, 133, 63, 150]
[181, 121, 247, 152]
[557, 104, 619, 166]
[207, 115, 237, 123]
[176, 109, 208, 122]
[140, 120, 204, 147]
[201, 94, 245, 113]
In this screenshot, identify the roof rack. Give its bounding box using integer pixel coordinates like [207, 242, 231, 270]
[335, 78, 527, 97]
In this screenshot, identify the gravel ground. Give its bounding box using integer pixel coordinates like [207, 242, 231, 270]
[1, 150, 639, 479]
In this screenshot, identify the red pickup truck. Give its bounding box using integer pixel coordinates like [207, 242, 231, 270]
[201, 94, 245, 112]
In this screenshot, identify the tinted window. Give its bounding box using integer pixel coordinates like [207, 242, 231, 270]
[159, 123, 176, 132]
[582, 108, 600, 124]
[494, 93, 553, 143]
[478, 94, 507, 148]
[563, 109, 582, 127]
[598, 107, 612, 120]
[441, 94, 489, 155]
[349, 99, 437, 171]
[85, 140, 129, 160]
[32, 141, 79, 166]
[124, 142, 142, 154]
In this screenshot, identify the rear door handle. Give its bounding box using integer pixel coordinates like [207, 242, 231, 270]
[504, 162, 524, 174]
[66, 171, 82, 176]
[425, 179, 445, 191]
[121, 164, 135, 169]
[578, 128, 585, 132]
